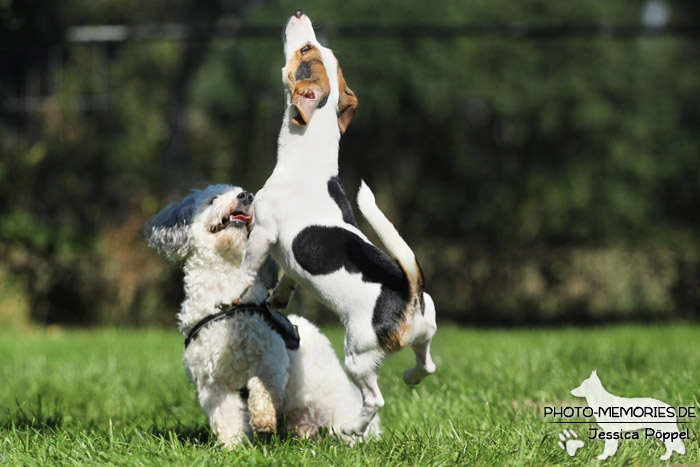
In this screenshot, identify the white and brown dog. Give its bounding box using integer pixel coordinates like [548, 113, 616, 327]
[218, 11, 437, 435]
[145, 184, 379, 447]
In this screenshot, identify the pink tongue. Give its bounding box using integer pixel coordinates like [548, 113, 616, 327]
[232, 214, 251, 221]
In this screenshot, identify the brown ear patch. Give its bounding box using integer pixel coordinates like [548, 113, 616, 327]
[337, 65, 358, 134]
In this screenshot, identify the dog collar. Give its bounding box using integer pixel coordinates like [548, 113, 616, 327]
[184, 304, 300, 350]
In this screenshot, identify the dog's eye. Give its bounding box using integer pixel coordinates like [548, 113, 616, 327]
[300, 44, 312, 55]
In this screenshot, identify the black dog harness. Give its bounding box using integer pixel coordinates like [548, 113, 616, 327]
[184, 304, 300, 350]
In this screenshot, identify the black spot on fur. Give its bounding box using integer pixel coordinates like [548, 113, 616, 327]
[374, 287, 410, 349]
[292, 226, 410, 349]
[295, 61, 311, 81]
[327, 176, 358, 227]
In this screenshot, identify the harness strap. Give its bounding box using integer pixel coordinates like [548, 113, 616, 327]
[184, 304, 300, 350]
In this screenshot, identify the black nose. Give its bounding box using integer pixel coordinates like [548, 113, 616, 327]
[237, 191, 253, 204]
[293, 10, 305, 18]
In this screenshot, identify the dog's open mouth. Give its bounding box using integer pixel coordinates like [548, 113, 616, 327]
[209, 211, 252, 233]
[291, 88, 318, 125]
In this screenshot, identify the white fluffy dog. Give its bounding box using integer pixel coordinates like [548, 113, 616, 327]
[145, 184, 379, 448]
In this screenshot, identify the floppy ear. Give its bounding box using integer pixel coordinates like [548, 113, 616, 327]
[292, 81, 322, 126]
[144, 195, 198, 262]
[337, 66, 358, 134]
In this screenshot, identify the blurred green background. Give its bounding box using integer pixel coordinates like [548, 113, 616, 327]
[1, 0, 699, 328]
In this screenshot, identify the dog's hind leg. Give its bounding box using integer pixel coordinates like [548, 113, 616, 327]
[597, 437, 618, 460]
[661, 444, 673, 461]
[342, 348, 385, 436]
[248, 350, 289, 434]
[403, 293, 437, 385]
[247, 376, 280, 434]
[661, 435, 685, 460]
[266, 273, 297, 311]
[673, 438, 687, 457]
[403, 340, 436, 385]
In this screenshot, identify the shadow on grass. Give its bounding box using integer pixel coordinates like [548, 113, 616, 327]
[1, 396, 63, 431]
[148, 422, 213, 445]
[147, 421, 335, 448]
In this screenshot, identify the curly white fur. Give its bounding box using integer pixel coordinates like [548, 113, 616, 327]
[145, 185, 379, 448]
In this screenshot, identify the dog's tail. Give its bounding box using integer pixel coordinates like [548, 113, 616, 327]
[357, 181, 425, 304]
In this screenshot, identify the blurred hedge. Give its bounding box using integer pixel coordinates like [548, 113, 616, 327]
[418, 241, 700, 324]
[1, 0, 699, 326]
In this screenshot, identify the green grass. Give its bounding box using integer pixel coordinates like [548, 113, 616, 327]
[1, 324, 699, 465]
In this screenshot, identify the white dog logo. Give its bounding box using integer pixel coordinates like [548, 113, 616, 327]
[571, 370, 686, 461]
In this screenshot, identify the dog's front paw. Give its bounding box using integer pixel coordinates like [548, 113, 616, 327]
[340, 424, 365, 437]
[217, 282, 255, 310]
[219, 433, 247, 450]
[341, 412, 378, 438]
[402, 364, 435, 385]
